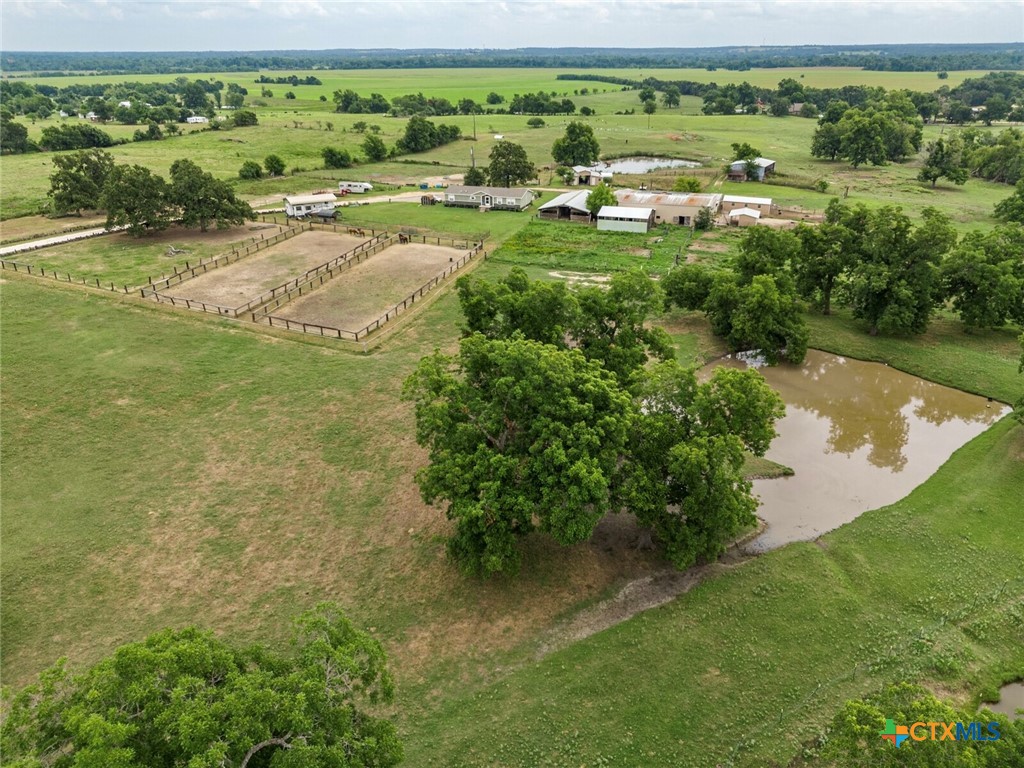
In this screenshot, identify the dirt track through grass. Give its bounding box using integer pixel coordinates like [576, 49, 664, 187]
[273, 242, 464, 330]
[166, 230, 368, 307]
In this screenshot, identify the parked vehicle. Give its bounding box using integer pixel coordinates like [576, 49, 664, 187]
[338, 181, 373, 194]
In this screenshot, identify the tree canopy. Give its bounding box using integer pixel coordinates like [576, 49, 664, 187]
[485, 141, 536, 186]
[101, 164, 172, 237]
[169, 159, 255, 232]
[0, 603, 403, 768]
[48, 149, 115, 215]
[584, 181, 615, 216]
[551, 121, 600, 167]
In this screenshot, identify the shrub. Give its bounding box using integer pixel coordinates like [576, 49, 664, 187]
[239, 160, 263, 180]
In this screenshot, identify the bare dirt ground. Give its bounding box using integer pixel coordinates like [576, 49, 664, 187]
[166, 230, 369, 308]
[273, 242, 464, 331]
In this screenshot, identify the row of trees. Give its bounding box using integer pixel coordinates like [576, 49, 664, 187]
[1, 603, 403, 767]
[404, 268, 785, 575]
[48, 149, 255, 236]
[668, 201, 1024, 338]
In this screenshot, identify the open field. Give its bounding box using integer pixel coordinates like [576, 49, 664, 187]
[0, 213, 108, 244]
[11, 222, 285, 286]
[273, 241, 466, 330]
[165, 229, 368, 307]
[3, 63, 1024, 767]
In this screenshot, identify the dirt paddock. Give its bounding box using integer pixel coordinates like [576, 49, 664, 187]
[273, 242, 466, 331]
[165, 230, 370, 307]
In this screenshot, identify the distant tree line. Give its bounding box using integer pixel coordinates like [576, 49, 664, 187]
[254, 74, 322, 86]
[3, 43, 1022, 74]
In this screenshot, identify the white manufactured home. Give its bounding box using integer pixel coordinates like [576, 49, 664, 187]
[284, 193, 338, 218]
[443, 186, 535, 211]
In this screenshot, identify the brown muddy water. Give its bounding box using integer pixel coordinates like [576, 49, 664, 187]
[984, 682, 1024, 720]
[710, 350, 1010, 553]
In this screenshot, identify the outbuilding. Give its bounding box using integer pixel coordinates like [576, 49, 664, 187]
[537, 189, 593, 222]
[572, 165, 613, 186]
[614, 189, 722, 226]
[186, 115, 209, 124]
[727, 157, 776, 182]
[596, 206, 655, 233]
[722, 194, 777, 216]
[443, 186, 535, 211]
[284, 193, 337, 218]
[728, 207, 762, 227]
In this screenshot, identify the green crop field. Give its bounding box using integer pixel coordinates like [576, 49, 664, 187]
[2, 63, 1024, 767]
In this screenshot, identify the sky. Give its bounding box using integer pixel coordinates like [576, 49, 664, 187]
[1, 0, 1022, 53]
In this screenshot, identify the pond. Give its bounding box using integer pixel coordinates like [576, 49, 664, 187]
[596, 157, 701, 174]
[983, 682, 1024, 720]
[709, 350, 1010, 553]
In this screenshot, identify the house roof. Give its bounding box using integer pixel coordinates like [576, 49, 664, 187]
[615, 189, 723, 208]
[597, 206, 654, 220]
[446, 186, 532, 198]
[728, 207, 762, 219]
[538, 189, 592, 214]
[724, 194, 773, 206]
[730, 157, 776, 169]
[284, 193, 337, 205]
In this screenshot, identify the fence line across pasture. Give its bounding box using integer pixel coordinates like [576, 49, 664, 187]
[0, 258, 136, 294]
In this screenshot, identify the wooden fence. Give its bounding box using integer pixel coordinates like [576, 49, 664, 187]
[242, 232, 394, 317]
[141, 224, 306, 294]
[260, 239, 485, 341]
[0, 258, 136, 294]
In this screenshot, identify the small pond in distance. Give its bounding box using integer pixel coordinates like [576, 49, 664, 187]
[709, 350, 1009, 552]
[597, 157, 701, 173]
[983, 682, 1024, 720]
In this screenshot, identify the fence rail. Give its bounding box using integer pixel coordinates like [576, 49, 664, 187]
[260, 239, 485, 341]
[240, 231, 393, 316]
[141, 224, 306, 294]
[0, 258, 136, 294]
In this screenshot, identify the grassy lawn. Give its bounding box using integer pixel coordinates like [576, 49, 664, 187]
[14, 222, 285, 287]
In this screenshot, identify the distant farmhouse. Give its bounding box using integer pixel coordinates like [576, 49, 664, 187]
[727, 157, 776, 182]
[614, 189, 723, 227]
[537, 190, 593, 222]
[442, 186, 535, 211]
[186, 115, 209, 124]
[284, 193, 337, 219]
[571, 165, 613, 186]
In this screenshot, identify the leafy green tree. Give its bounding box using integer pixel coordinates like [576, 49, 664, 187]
[101, 165, 172, 237]
[457, 98, 480, 115]
[791, 200, 857, 314]
[0, 110, 33, 154]
[238, 160, 262, 180]
[694, 206, 715, 230]
[918, 136, 969, 187]
[352, 120, 368, 133]
[321, 146, 352, 169]
[661, 85, 681, 108]
[486, 141, 536, 186]
[619, 362, 784, 569]
[0, 603, 403, 768]
[769, 97, 791, 117]
[39, 123, 114, 151]
[994, 178, 1024, 223]
[361, 133, 388, 162]
[463, 166, 486, 186]
[485, 91, 505, 105]
[584, 181, 616, 216]
[403, 334, 633, 575]
[48, 149, 115, 215]
[730, 142, 761, 161]
[224, 90, 244, 109]
[396, 115, 438, 153]
[169, 159, 255, 232]
[838, 112, 888, 168]
[179, 80, 210, 111]
[848, 206, 957, 335]
[734, 226, 800, 290]
[638, 86, 656, 104]
[941, 227, 1024, 330]
[811, 121, 844, 160]
[551, 121, 600, 166]
[264, 154, 285, 176]
[672, 175, 702, 193]
[231, 110, 258, 127]
[727, 275, 809, 364]
[526, 117, 545, 128]
[806, 682, 1023, 767]
[1017, 334, 1024, 424]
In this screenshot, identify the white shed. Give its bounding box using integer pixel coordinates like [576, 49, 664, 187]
[597, 206, 656, 233]
[284, 193, 338, 218]
[728, 207, 762, 227]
